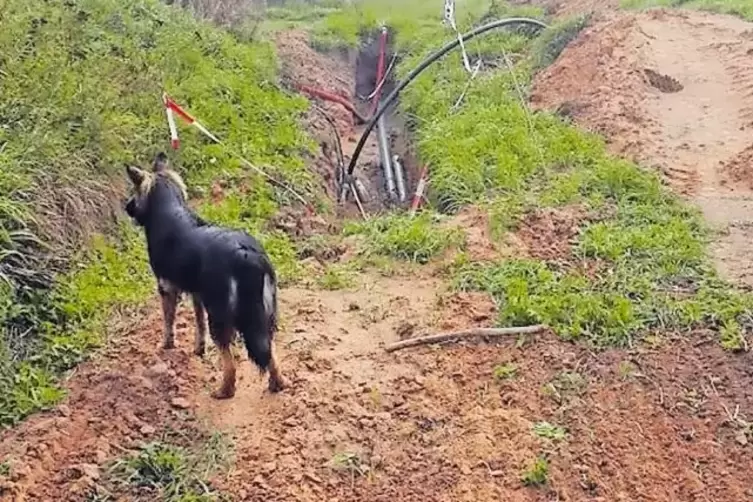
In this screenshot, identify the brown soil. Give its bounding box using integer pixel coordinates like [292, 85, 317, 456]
[6, 9, 753, 502]
[0, 307, 207, 501]
[5, 285, 753, 501]
[723, 144, 753, 190]
[517, 206, 584, 262]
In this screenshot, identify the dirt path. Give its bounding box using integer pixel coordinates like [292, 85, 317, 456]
[6, 9, 753, 502]
[532, 8, 753, 286]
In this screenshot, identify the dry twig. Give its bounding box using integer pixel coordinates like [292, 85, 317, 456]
[385, 325, 548, 353]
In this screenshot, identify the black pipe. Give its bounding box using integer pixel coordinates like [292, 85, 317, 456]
[345, 17, 548, 178]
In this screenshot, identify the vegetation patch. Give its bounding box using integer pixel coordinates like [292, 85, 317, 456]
[1, 0, 314, 425]
[532, 421, 567, 441]
[93, 429, 233, 501]
[319, 0, 753, 348]
[521, 456, 549, 486]
[343, 213, 464, 264]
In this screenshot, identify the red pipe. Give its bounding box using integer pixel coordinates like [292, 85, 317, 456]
[410, 163, 429, 215]
[296, 84, 367, 124]
[370, 27, 388, 117]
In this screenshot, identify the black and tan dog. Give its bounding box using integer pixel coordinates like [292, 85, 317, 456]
[124, 153, 287, 399]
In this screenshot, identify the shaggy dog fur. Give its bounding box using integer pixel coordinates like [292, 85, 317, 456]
[124, 153, 287, 399]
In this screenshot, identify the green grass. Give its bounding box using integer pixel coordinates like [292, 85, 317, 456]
[316, 263, 357, 290]
[95, 430, 233, 501]
[621, 0, 753, 21]
[343, 212, 464, 264]
[318, 0, 753, 348]
[532, 421, 567, 441]
[521, 456, 549, 486]
[0, 0, 315, 426]
[492, 362, 519, 380]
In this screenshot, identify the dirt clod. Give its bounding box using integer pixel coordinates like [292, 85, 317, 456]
[644, 68, 684, 93]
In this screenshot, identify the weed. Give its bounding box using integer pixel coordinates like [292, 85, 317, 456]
[492, 362, 519, 381]
[542, 371, 588, 404]
[617, 360, 639, 380]
[327, 451, 372, 484]
[521, 456, 549, 486]
[343, 213, 464, 264]
[532, 421, 567, 441]
[530, 14, 591, 72]
[317, 264, 356, 290]
[101, 430, 232, 502]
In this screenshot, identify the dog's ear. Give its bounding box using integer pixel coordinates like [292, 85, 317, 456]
[126, 165, 146, 186]
[153, 152, 169, 172]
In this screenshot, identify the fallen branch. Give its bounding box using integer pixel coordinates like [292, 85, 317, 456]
[385, 325, 548, 353]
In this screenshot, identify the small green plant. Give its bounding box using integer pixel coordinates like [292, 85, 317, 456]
[542, 371, 588, 404]
[103, 431, 232, 502]
[617, 360, 639, 380]
[521, 456, 549, 486]
[0, 459, 11, 477]
[327, 451, 372, 485]
[492, 362, 519, 381]
[532, 421, 567, 441]
[317, 264, 356, 290]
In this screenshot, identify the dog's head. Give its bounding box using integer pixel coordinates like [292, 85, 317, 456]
[124, 152, 187, 226]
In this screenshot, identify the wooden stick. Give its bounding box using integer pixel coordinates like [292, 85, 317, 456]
[385, 325, 548, 353]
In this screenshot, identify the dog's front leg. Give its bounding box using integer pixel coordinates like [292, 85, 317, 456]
[158, 279, 180, 350]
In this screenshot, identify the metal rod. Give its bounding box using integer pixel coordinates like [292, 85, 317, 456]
[376, 114, 396, 201]
[392, 154, 407, 202]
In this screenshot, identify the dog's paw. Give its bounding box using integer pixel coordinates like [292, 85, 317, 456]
[211, 385, 236, 400]
[268, 375, 289, 393]
[193, 344, 205, 357]
[161, 339, 176, 350]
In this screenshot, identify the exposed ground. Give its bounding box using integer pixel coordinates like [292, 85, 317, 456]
[4, 2, 753, 502]
[531, 6, 753, 287]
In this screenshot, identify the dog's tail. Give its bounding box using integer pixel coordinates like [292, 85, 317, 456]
[235, 253, 277, 372]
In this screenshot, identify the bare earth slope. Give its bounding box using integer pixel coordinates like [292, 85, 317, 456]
[532, 8, 753, 286]
[5, 11, 753, 502]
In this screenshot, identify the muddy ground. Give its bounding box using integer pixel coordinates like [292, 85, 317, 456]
[3, 2, 753, 502]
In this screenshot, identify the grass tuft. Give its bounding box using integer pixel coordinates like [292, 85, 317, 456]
[521, 456, 549, 486]
[96, 430, 233, 501]
[343, 213, 464, 264]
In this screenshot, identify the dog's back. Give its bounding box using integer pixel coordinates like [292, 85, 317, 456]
[125, 154, 287, 398]
[151, 218, 278, 369]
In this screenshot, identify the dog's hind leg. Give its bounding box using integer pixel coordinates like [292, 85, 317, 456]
[191, 294, 207, 357]
[267, 339, 288, 393]
[208, 317, 236, 399]
[158, 279, 180, 350]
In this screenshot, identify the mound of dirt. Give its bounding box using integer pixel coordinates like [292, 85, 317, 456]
[516, 206, 584, 262]
[722, 144, 753, 190]
[0, 308, 207, 501]
[530, 14, 656, 164]
[276, 30, 355, 139]
[532, 8, 753, 287]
